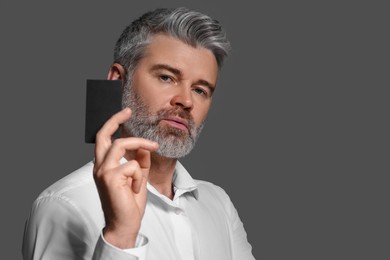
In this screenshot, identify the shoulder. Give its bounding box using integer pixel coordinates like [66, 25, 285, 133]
[30, 161, 103, 226]
[36, 161, 96, 200]
[192, 179, 241, 223]
[194, 179, 233, 205]
[23, 161, 103, 258]
[195, 179, 228, 195]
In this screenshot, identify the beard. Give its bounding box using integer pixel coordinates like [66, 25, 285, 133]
[122, 84, 205, 159]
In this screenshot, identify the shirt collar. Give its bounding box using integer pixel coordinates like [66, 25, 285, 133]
[172, 161, 199, 200]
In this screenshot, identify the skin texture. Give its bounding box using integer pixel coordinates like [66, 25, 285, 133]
[93, 34, 218, 249]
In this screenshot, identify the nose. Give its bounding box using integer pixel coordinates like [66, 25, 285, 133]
[170, 86, 193, 110]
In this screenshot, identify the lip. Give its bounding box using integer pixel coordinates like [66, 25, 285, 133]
[162, 116, 189, 131]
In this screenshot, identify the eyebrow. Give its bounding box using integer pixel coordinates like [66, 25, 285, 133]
[150, 63, 216, 94]
[196, 79, 216, 94]
[150, 64, 182, 77]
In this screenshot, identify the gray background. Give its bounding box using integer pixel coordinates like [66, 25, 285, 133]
[1, 1, 389, 259]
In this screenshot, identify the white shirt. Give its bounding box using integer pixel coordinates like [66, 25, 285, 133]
[22, 160, 255, 260]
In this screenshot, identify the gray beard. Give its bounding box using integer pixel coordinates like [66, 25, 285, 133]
[122, 84, 204, 159]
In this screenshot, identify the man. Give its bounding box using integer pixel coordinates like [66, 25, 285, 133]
[22, 7, 255, 260]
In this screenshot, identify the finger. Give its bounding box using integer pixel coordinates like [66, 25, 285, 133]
[95, 160, 143, 193]
[135, 148, 153, 173]
[119, 160, 144, 194]
[95, 108, 132, 165]
[104, 138, 158, 168]
[133, 170, 150, 210]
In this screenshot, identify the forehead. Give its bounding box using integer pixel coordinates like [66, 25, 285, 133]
[140, 34, 218, 83]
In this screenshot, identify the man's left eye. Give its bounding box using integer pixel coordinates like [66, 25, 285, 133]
[193, 88, 207, 96]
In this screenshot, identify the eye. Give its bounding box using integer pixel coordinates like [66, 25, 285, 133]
[193, 87, 208, 96]
[159, 75, 173, 83]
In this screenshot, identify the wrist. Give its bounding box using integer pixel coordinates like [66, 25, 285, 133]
[103, 226, 138, 249]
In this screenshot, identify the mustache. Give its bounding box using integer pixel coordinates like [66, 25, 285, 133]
[156, 107, 195, 130]
[157, 107, 192, 121]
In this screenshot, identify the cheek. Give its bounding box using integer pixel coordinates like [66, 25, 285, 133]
[193, 101, 211, 124]
[134, 85, 168, 111]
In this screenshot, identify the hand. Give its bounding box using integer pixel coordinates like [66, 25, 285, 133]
[93, 108, 159, 249]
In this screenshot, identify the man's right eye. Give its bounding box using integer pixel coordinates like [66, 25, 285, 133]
[159, 75, 172, 82]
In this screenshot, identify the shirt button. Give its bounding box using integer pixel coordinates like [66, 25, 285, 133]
[174, 208, 182, 215]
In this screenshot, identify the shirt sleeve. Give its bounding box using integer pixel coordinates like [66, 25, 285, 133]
[217, 187, 256, 260]
[93, 231, 148, 259]
[22, 195, 149, 260]
[228, 202, 256, 260]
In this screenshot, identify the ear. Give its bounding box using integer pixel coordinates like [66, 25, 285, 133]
[107, 63, 126, 80]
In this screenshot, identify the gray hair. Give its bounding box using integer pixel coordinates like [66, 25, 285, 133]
[113, 7, 230, 81]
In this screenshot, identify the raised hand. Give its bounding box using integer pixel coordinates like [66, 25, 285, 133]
[93, 108, 159, 248]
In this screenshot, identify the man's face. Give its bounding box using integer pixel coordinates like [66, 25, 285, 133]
[123, 34, 219, 158]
